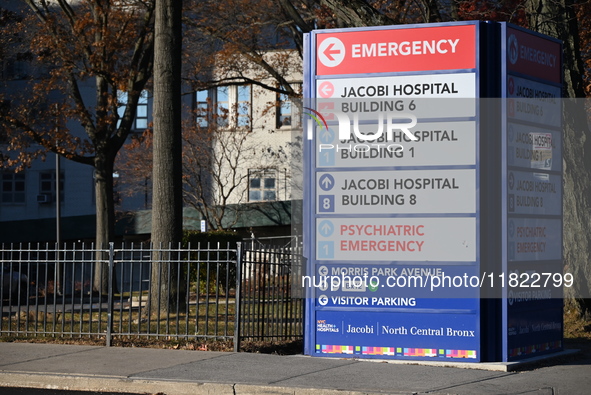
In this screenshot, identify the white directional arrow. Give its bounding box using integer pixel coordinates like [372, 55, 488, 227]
[318, 37, 345, 68]
[319, 220, 334, 237]
[318, 81, 335, 98]
[319, 174, 334, 191]
[320, 128, 333, 143]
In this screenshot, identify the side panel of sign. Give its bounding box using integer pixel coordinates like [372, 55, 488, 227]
[502, 23, 563, 362]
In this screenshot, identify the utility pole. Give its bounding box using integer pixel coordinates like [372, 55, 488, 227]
[55, 104, 62, 295]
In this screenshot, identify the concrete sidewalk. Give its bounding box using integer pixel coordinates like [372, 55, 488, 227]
[0, 342, 589, 394]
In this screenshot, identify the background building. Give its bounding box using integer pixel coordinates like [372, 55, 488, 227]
[0, 3, 302, 244]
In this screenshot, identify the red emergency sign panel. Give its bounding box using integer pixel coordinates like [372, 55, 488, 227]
[506, 27, 561, 84]
[316, 24, 476, 76]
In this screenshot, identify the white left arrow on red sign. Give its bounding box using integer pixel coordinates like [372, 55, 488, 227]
[318, 37, 345, 68]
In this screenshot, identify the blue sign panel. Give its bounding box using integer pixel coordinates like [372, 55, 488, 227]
[315, 311, 479, 359]
[308, 263, 481, 300]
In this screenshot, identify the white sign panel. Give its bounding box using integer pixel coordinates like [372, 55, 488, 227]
[507, 218, 562, 262]
[507, 123, 561, 172]
[316, 169, 476, 214]
[507, 76, 561, 127]
[316, 121, 477, 168]
[317, 73, 476, 98]
[315, 73, 476, 120]
[507, 171, 561, 216]
[316, 217, 476, 262]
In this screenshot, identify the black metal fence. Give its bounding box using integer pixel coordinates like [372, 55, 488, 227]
[0, 241, 303, 351]
[237, 243, 304, 348]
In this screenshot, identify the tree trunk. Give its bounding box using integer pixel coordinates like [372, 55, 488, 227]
[149, 0, 184, 316]
[527, 0, 591, 316]
[92, 156, 115, 294]
[93, 76, 116, 295]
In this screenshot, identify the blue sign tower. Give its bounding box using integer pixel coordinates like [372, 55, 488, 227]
[302, 21, 563, 363]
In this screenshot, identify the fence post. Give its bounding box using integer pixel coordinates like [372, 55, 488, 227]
[106, 242, 115, 347]
[233, 242, 242, 353]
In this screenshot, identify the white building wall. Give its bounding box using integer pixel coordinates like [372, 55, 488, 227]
[212, 50, 303, 206]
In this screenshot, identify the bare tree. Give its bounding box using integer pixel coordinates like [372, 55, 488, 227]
[182, 116, 289, 231]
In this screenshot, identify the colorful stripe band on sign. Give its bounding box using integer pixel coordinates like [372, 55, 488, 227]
[509, 341, 562, 358]
[317, 344, 477, 358]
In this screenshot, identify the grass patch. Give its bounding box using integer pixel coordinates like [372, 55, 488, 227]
[564, 305, 591, 358]
[1, 297, 303, 354]
[2, 302, 236, 338]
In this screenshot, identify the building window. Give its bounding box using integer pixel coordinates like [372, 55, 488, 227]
[216, 86, 230, 127]
[1, 172, 26, 204]
[237, 85, 251, 127]
[276, 84, 301, 129]
[249, 169, 277, 202]
[118, 90, 149, 130]
[0, 100, 10, 143]
[113, 172, 122, 207]
[195, 89, 209, 127]
[1, 58, 28, 81]
[135, 90, 149, 129]
[194, 85, 251, 129]
[39, 170, 64, 203]
[277, 93, 292, 128]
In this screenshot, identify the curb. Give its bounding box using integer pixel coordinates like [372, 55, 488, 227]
[0, 372, 392, 395]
